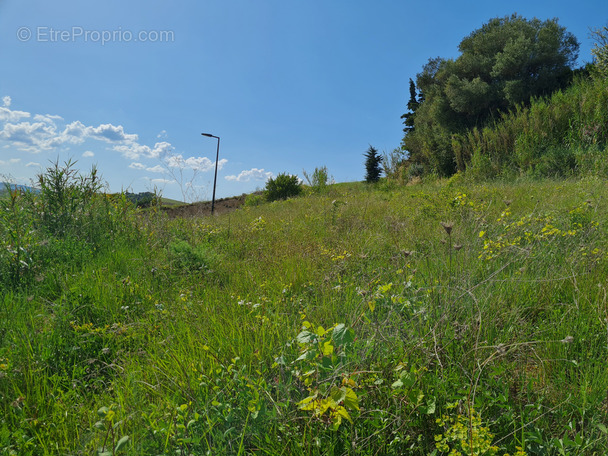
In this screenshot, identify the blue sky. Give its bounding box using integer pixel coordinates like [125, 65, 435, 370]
[1, 1, 607, 201]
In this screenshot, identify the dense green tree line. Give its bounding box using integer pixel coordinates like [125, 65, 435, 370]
[401, 14, 584, 176]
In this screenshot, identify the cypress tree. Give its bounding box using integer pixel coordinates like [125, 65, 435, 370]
[364, 146, 382, 183]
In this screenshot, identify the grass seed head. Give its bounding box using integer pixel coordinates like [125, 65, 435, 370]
[440, 222, 453, 235]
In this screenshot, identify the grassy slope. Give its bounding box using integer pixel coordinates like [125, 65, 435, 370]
[1, 178, 608, 455]
[159, 196, 185, 207]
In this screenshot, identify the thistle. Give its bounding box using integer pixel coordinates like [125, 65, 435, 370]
[440, 221, 453, 235]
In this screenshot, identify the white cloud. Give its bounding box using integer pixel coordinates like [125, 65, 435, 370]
[164, 154, 185, 169]
[62, 121, 88, 142]
[0, 158, 21, 165]
[0, 101, 141, 154]
[114, 141, 172, 160]
[145, 165, 166, 173]
[225, 168, 274, 182]
[151, 178, 174, 185]
[0, 106, 30, 123]
[114, 143, 151, 160]
[129, 163, 171, 175]
[182, 156, 213, 171]
[0, 122, 45, 147]
[151, 141, 173, 158]
[0, 98, 203, 187]
[34, 114, 63, 124]
[0, 117, 80, 151]
[88, 124, 138, 143]
[164, 154, 227, 172]
[25, 161, 41, 167]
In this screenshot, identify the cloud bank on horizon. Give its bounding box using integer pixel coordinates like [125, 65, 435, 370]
[0, 96, 274, 198]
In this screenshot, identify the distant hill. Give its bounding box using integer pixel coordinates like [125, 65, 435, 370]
[124, 191, 186, 208]
[0, 182, 38, 195]
[0, 185, 186, 208]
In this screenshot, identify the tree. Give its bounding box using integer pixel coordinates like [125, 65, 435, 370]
[402, 14, 580, 176]
[400, 78, 422, 134]
[591, 24, 608, 78]
[364, 146, 382, 183]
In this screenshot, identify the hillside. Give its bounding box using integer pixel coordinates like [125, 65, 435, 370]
[1, 171, 607, 455]
[161, 193, 255, 217]
[0, 182, 37, 195]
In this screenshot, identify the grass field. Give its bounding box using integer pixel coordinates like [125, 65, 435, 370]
[1, 168, 608, 455]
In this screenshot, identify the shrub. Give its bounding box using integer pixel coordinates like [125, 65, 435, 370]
[264, 173, 302, 201]
[168, 240, 215, 272]
[533, 146, 577, 177]
[0, 161, 138, 290]
[406, 162, 425, 181]
[125, 191, 159, 208]
[303, 166, 333, 193]
[35, 159, 105, 238]
[381, 148, 407, 183]
[574, 145, 608, 177]
[244, 193, 265, 207]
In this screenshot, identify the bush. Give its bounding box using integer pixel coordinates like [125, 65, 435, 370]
[467, 150, 499, 181]
[168, 240, 215, 272]
[35, 159, 105, 238]
[125, 191, 159, 208]
[381, 149, 407, 183]
[0, 161, 139, 289]
[303, 166, 333, 193]
[244, 193, 265, 207]
[406, 162, 425, 181]
[533, 146, 577, 177]
[264, 173, 302, 202]
[574, 145, 608, 177]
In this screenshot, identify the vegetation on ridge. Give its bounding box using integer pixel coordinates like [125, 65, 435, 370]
[400, 15, 608, 180]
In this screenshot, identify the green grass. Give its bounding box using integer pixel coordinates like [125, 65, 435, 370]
[159, 196, 186, 207]
[1, 170, 608, 455]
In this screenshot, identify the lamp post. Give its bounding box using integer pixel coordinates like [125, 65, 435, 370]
[201, 133, 220, 215]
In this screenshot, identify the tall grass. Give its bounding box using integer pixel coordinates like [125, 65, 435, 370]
[453, 76, 608, 179]
[1, 166, 608, 455]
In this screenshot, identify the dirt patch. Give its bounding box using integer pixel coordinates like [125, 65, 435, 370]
[162, 193, 260, 218]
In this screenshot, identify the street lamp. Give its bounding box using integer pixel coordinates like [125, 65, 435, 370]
[201, 133, 220, 215]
